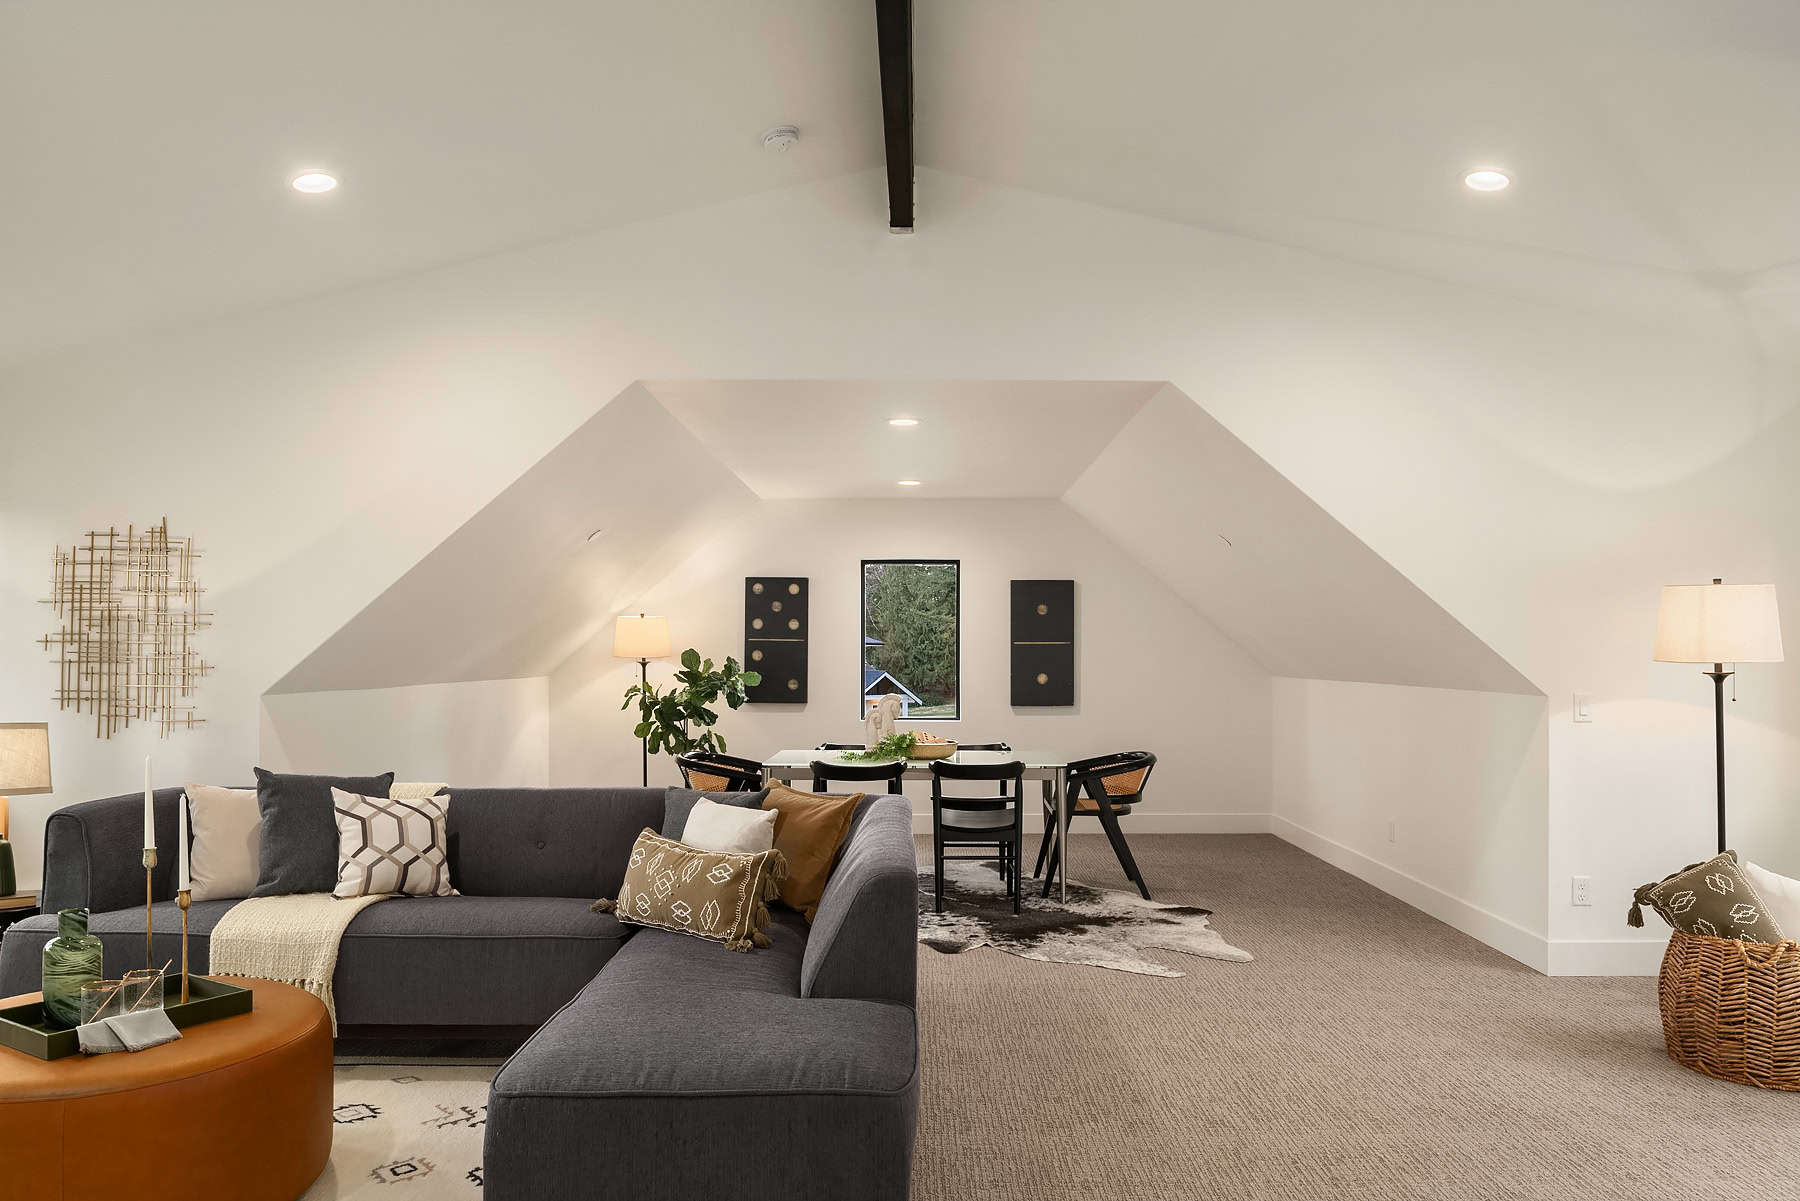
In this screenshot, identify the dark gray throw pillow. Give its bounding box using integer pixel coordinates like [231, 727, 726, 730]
[252, 768, 395, 896]
[661, 786, 769, 840]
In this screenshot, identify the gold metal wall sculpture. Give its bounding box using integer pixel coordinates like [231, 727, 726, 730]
[40, 518, 213, 738]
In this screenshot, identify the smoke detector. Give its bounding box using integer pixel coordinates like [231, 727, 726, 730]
[761, 125, 800, 153]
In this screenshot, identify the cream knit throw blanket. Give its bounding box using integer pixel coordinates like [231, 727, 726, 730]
[209, 893, 388, 1031]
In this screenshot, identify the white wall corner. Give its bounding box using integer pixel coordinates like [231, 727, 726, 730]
[1270, 815, 1550, 974]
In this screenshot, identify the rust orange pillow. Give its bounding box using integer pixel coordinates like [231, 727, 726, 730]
[761, 783, 864, 921]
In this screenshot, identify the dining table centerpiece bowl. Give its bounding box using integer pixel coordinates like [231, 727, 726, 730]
[907, 732, 958, 760]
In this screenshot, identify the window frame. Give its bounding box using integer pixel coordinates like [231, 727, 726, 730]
[858, 557, 962, 722]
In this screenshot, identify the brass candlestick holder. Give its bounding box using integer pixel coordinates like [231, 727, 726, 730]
[177, 889, 191, 1004]
[141, 847, 158, 969]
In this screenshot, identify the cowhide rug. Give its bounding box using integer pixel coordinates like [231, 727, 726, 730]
[917, 860, 1252, 976]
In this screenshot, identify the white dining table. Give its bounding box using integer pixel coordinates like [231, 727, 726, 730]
[760, 748, 1073, 901]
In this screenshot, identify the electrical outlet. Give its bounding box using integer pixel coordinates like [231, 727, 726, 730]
[1571, 876, 1592, 907]
[1387, 819, 1397, 844]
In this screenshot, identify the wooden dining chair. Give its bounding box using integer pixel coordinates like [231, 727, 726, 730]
[1035, 750, 1156, 900]
[809, 758, 906, 795]
[675, 751, 765, 793]
[930, 758, 1026, 914]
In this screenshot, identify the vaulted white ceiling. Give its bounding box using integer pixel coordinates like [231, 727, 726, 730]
[6, 1, 1799, 366]
[647, 379, 1158, 499]
[273, 381, 1537, 697]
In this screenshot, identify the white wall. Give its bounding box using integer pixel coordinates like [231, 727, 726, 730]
[259, 678, 550, 790]
[1270, 678, 1550, 969]
[549, 498, 1272, 828]
[3, 167, 1794, 970]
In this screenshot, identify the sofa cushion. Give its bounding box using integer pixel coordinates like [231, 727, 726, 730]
[1, 896, 631, 1029]
[253, 768, 395, 896]
[332, 895, 631, 1027]
[332, 787, 454, 899]
[446, 788, 663, 899]
[494, 909, 916, 1098]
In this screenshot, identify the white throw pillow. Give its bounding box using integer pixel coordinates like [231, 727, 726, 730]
[681, 798, 778, 854]
[184, 785, 262, 902]
[332, 787, 455, 899]
[1744, 861, 1800, 938]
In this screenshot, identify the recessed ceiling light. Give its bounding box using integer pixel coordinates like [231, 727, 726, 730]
[291, 171, 338, 194]
[887, 417, 920, 427]
[897, 480, 922, 487]
[1463, 169, 1511, 193]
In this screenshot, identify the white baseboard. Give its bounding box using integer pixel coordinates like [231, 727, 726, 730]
[906, 811, 1270, 835]
[1268, 815, 1550, 974]
[1544, 938, 1665, 976]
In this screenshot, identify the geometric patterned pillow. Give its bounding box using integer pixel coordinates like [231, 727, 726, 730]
[331, 787, 455, 899]
[1629, 850, 1789, 944]
[593, 828, 786, 952]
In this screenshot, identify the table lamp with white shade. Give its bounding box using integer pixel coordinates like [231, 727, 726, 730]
[0, 722, 53, 897]
[1654, 579, 1784, 854]
[614, 613, 671, 786]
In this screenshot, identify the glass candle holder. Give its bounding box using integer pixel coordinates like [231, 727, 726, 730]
[78, 969, 166, 1025]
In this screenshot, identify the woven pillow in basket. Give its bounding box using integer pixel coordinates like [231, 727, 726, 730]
[1629, 850, 1789, 944]
[594, 829, 786, 952]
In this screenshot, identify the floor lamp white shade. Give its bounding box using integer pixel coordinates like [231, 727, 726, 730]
[1654, 581, 1784, 664]
[613, 614, 671, 661]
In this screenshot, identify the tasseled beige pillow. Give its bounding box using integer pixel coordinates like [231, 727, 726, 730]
[595, 829, 786, 952]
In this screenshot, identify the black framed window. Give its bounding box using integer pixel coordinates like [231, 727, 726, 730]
[860, 559, 960, 720]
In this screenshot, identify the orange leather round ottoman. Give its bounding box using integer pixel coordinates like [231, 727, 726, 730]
[0, 978, 332, 1201]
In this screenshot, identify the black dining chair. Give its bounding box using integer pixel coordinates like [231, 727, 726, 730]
[930, 758, 1026, 914]
[809, 758, 906, 795]
[675, 751, 765, 793]
[1035, 751, 1156, 900]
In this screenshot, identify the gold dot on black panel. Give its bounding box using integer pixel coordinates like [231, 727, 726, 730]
[787, 678, 799, 691]
[771, 600, 782, 612]
[1036, 673, 1049, 685]
[751, 649, 763, 662]
[1036, 603, 1048, 616]
[788, 583, 800, 595]
[752, 618, 764, 630]
[788, 618, 799, 631]
[752, 582, 764, 595]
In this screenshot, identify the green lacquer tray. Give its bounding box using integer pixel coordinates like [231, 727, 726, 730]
[0, 975, 254, 1061]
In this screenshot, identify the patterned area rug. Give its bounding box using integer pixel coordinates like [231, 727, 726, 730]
[302, 1065, 497, 1199]
[917, 861, 1252, 975]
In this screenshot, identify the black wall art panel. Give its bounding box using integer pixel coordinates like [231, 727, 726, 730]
[1010, 579, 1074, 706]
[745, 577, 808, 703]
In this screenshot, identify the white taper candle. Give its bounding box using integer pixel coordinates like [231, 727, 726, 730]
[143, 755, 155, 850]
[178, 792, 191, 892]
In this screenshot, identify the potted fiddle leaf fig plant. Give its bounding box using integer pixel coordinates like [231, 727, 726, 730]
[622, 648, 761, 758]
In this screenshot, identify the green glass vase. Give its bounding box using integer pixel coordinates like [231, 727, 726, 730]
[42, 908, 104, 1029]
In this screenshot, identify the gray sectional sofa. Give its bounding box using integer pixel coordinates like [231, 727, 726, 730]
[0, 785, 920, 1200]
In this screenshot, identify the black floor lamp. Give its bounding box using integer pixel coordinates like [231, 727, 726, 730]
[1654, 578, 1784, 854]
[614, 612, 671, 787]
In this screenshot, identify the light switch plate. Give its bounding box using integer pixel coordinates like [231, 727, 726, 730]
[1572, 692, 1593, 723]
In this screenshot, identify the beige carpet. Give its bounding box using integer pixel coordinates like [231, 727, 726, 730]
[914, 833, 1800, 1201]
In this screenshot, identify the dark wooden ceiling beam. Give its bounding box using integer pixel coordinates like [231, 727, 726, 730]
[874, 0, 913, 232]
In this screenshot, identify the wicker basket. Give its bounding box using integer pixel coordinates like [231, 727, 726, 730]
[1659, 928, 1800, 1090]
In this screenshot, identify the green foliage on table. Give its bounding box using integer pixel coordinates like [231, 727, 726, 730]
[621, 648, 761, 757]
[843, 732, 918, 762]
[862, 562, 958, 707]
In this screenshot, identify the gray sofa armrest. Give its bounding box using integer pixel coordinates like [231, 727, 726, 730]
[40, 788, 190, 914]
[800, 796, 917, 1006]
